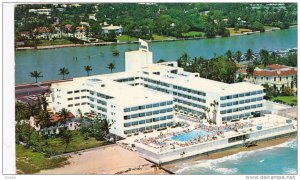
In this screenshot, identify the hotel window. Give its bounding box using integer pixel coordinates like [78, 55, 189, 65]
[220, 110, 226, 114]
[153, 117, 159, 122]
[90, 91, 94, 95]
[261, 77, 263, 80]
[138, 105, 145, 110]
[75, 103, 80, 106]
[81, 96, 86, 98]
[227, 109, 232, 113]
[251, 91, 257, 95]
[124, 108, 130, 112]
[226, 95, 232, 100]
[153, 103, 159, 107]
[251, 105, 257, 109]
[131, 107, 139, 111]
[227, 102, 232, 106]
[160, 116, 167, 121]
[239, 93, 244, 97]
[132, 121, 138, 126]
[280, 77, 282, 81]
[146, 104, 152, 108]
[81, 89, 86, 92]
[266, 77, 269, 80]
[124, 115, 130, 120]
[257, 104, 263, 107]
[67, 98, 73, 101]
[139, 113, 145, 117]
[68, 104, 73, 107]
[233, 94, 238, 98]
[274, 77, 276, 81]
[153, 125, 159, 129]
[251, 98, 256, 102]
[146, 119, 152, 123]
[153, 110, 159, 115]
[81, 102, 86, 105]
[131, 114, 139, 119]
[75, 97, 80, 100]
[67, 91, 73, 94]
[139, 120, 145, 124]
[74, 90, 80, 93]
[220, 103, 226, 107]
[239, 107, 244, 111]
[167, 115, 173, 119]
[245, 106, 250, 110]
[245, 92, 250, 96]
[160, 109, 167, 113]
[233, 108, 238, 112]
[167, 101, 173, 105]
[239, 114, 245, 118]
[124, 123, 131, 127]
[146, 112, 152, 116]
[245, 99, 250, 103]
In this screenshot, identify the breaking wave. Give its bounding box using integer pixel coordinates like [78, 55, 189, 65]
[176, 139, 297, 174]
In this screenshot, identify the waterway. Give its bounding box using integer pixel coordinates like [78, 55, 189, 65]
[15, 27, 297, 84]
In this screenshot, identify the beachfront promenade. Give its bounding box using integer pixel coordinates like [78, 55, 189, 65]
[127, 114, 297, 164]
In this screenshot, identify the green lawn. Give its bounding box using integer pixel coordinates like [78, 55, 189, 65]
[181, 31, 205, 38]
[35, 132, 109, 155]
[272, 96, 297, 105]
[152, 34, 176, 41]
[38, 39, 75, 46]
[117, 35, 138, 42]
[16, 144, 68, 174]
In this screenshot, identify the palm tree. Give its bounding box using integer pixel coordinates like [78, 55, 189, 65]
[58, 67, 70, 80]
[99, 118, 113, 135]
[77, 108, 83, 121]
[246, 64, 255, 77]
[225, 50, 233, 61]
[210, 100, 219, 125]
[37, 110, 50, 129]
[204, 107, 211, 124]
[178, 52, 190, 69]
[246, 49, 253, 62]
[27, 102, 37, 117]
[58, 108, 70, 127]
[84, 65, 92, 76]
[107, 62, 116, 73]
[30, 70, 43, 83]
[235, 50, 242, 62]
[259, 49, 270, 66]
[15, 101, 27, 122]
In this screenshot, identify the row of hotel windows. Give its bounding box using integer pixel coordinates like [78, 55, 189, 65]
[220, 104, 263, 115]
[90, 104, 107, 112]
[222, 112, 254, 122]
[115, 77, 137, 83]
[124, 115, 174, 127]
[174, 98, 205, 109]
[144, 78, 170, 87]
[124, 108, 173, 120]
[67, 96, 88, 101]
[220, 97, 263, 107]
[89, 91, 113, 99]
[254, 76, 295, 81]
[173, 92, 206, 103]
[89, 97, 107, 106]
[144, 84, 170, 94]
[173, 85, 206, 97]
[67, 89, 89, 94]
[68, 102, 87, 107]
[220, 90, 264, 100]
[175, 105, 205, 116]
[124, 101, 173, 112]
[124, 122, 174, 134]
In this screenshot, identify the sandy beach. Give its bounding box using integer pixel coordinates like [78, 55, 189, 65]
[39, 144, 167, 175]
[163, 134, 297, 172]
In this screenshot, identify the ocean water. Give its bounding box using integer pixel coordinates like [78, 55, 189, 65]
[175, 139, 297, 175]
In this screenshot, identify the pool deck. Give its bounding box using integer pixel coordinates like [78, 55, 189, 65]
[120, 114, 297, 164]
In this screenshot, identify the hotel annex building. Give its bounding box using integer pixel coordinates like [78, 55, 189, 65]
[50, 40, 265, 137]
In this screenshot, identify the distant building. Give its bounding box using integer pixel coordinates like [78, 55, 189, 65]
[237, 64, 297, 92]
[28, 8, 52, 15]
[80, 21, 90, 27]
[101, 23, 123, 35]
[74, 26, 87, 39]
[89, 14, 97, 21]
[35, 27, 50, 39]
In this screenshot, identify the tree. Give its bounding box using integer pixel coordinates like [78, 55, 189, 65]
[99, 118, 113, 135]
[251, 21, 265, 32]
[246, 49, 253, 62]
[36, 110, 50, 129]
[225, 50, 233, 61]
[204, 107, 211, 124]
[58, 108, 70, 126]
[15, 102, 28, 122]
[30, 70, 43, 83]
[107, 62, 116, 73]
[259, 49, 270, 66]
[59, 67, 70, 80]
[177, 52, 190, 69]
[84, 65, 92, 76]
[210, 100, 219, 125]
[234, 24, 239, 32]
[60, 129, 73, 153]
[281, 87, 295, 96]
[235, 50, 242, 62]
[262, 83, 278, 99]
[246, 64, 255, 77]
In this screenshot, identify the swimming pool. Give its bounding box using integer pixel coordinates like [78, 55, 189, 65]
[171, 129, 212, 142]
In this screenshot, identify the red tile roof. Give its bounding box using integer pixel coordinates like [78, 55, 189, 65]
[36, 27, 50, 33]
[253, 68, 297, 77]
[50, 112, 74, 123]
[76, 26, 86, 31]
[267, 64, 288, 70]
[237, 69, 246, 74]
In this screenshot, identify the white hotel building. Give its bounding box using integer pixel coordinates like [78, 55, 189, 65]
[50, 40, 265, 137]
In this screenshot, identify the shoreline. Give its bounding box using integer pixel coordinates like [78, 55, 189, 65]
[15, 26, 297, 51]
[36, 134, 296, 175]
[162, 134, 297, 173]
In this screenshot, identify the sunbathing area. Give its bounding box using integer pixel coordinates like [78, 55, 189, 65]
[123, 114, 297, 154]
